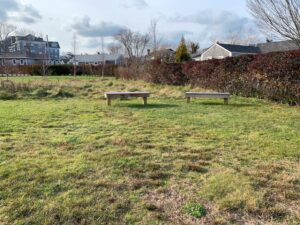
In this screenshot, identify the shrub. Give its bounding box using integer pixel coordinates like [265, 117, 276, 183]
[144, 61, 187, 85]
[142, 50, 300, 105]
[175, 36, 191, 63]
[49, 65, 72, 75]
[183, 203, 207, 218]
[0, 64, 119, 76]
[31, 88, 49, 98]
[0, 90, 17, 100]
[52, 89, 74, 98]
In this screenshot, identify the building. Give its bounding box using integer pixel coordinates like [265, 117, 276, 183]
[146, 48, 176, 63]
[201, 42, 260, 61]
[69, 53, 124, 65]
[200, 40, 300, 61]
[191, 53, 203, 61]
[256, 40, 299, 54]
[0, 34, 60, 66]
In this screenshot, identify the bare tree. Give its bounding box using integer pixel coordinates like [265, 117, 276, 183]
[188, 41, 200, 54]
[225, 28, 259, 45]
[226, 30, 243, 45]
[41, 35, 51, 77]
[247, 0, 300, 46]
[100, 36, 105, 78]
[107, 42, 122, 54]
[149, 19, 162, 56]
[16, 29, 43, 39]
[115, 29, 150, 61]
[0, 23, 17, 79]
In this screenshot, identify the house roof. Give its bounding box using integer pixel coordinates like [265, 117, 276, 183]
[218, 43, 260, 54]
[72, 54, 123, 63]
[257, 40, 299, 53]
[148, 49, 175, 57]
[191, 53, 202, 58]
[216, 40, 300, 55]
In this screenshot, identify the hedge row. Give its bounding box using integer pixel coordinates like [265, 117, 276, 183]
[0, 64, 118, 76]
[119, 50, 300, 105]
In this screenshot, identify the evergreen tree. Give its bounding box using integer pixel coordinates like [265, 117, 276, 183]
[175, 36, 191, 63]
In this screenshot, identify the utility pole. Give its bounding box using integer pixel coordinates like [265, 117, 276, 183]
[46, 35, 50, 66]
[42, 35, 50, 77]
[73, 33, 77, 78]
[101, 36, 105, 78]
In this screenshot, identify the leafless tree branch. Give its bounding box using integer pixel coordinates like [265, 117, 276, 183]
[247, 0, 300, 46]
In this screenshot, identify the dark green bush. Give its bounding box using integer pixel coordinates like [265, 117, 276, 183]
[0, 91, 17, 100]
[52, 89, 74, 98]
[31, 88, 49, 98]
[183, 203, 207, 218]
[0, 64, 119, 76]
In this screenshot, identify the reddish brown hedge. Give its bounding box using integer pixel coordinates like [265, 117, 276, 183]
[134, 50, 300, 105]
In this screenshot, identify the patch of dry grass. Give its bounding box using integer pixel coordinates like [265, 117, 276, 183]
[0, 76, 299, 224]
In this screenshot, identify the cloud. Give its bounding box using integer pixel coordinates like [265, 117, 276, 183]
[120, 0, 148, 9]
[162, 30, 194, 47]
[70, 16, 127, 37]
[0, 0, 42, 24]
[170, 10, 262, 45]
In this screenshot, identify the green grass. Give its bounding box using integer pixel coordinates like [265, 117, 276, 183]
[0, 76, 299, 224]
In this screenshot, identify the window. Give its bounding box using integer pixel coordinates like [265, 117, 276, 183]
[12, 59, 16, 65]
[20, 59, 24, 65]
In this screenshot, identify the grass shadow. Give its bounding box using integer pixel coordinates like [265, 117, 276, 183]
[123, 103, 179, 109]
[195, 102, 259, 107]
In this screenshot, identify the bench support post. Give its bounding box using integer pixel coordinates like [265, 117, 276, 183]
[187, 97, 191, 103]
[143, 97, 147, 105]
[224, 98, 229, 105]
[107, 97, 112, 106]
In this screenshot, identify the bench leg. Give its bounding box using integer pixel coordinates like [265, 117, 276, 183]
[187, 97, 191, 103]
[143, 97, 147, 105]
[107, 97, 112, 106]
[224, 98, 229, 105]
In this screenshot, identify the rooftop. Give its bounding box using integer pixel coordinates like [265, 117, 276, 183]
[72, 54, 123, 63]
[218, 43, 260, 54]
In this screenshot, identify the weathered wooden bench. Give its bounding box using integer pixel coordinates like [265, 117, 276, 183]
[105, 92, 150, 106]
[186, 92, 231, 105]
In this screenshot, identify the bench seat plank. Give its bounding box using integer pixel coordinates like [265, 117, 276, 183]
[186, 92, 230, 98]
[186, 92, 231, 104]
[105, 92, 150, 106]
[105, 92, 150, 98]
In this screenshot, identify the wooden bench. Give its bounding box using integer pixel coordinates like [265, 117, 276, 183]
[186, 92, 231, 105]
[105, 92, 150, 106]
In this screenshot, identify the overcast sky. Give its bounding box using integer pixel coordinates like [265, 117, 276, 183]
[0, 0, 265, 54]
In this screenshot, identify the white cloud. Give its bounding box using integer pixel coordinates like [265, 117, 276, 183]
[70, 16, 127, 37]
[0, 0, 42, 24]
[120, 0, 148, 9]
[170, 10, 262, 44]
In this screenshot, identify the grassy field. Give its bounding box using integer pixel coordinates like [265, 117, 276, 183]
[0, 76, 299, 225]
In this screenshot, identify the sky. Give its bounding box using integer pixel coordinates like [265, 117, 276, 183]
[0, 0, 265, 54]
